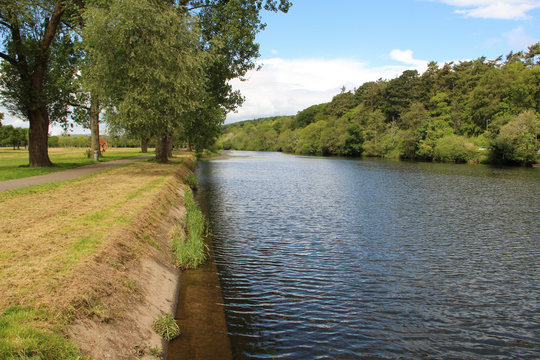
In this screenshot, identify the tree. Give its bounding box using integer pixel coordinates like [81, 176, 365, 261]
[406, 93, 455, 160]
[83, 0, 208, 162]
[293, 103, 327, 129]
[342, 123, 364, 156]
[170, 0, 291, 153]
[83, 0, 291, 161]
[0, 1, 80, 166]
[71, 92, 103, 158]
[383, 70, 421, 122]
[0, 125, 27, 149]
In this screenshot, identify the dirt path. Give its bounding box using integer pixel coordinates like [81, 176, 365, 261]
[0, 156, 153, 191]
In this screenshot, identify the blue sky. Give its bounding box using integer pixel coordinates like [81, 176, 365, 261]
[2, 0, 539, 132]
[227, 0, 540, 122]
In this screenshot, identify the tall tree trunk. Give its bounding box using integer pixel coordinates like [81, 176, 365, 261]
[167, 130, 174, 158]
[155, 132, 169, 163]
[25, 2, 66, 167]
[89, 97, 100, 158]
[141, 137, 148, 153]
[28, 107, 52, 167]
[187, 138, 193, 152]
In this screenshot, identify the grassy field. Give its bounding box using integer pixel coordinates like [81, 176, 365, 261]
[0, 153, 195, 359]
[0, 147, 152, 181]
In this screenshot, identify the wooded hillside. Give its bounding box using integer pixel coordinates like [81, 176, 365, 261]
[219, 45, 540, 166]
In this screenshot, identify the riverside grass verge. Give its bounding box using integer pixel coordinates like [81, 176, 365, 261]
[172, 171, 208, 269]
[0, 147, 151, 181]
[0, 152, 201, 359]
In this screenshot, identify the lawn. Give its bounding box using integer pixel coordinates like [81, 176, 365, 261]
[0, 147, 153, 181]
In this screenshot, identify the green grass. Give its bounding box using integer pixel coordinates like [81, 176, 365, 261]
[152, 313, 180, 341]
[0, 147, 152, 181]
[0, 306, 83, 359]
[171, 187, 207, 269]
[183, 173, 198, 190]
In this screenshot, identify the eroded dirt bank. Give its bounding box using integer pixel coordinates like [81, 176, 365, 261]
[67, 158, 191, 359]
[68, 155, 231, 359]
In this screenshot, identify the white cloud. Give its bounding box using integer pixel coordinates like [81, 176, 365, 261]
[226, 52, 428, 123]
[389, 49, 429, 69]
[503, 26, 537, 48]
[439, 0, 540, 20]
[0, 107, 26, 128]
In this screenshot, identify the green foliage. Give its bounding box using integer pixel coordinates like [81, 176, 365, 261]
[491, 110, 539, 165]
[434, 135, 478, 163]
[0, 3, 80, 127]
[293, 103, 328, 129]
[342, 123, 364, 156]
[171, 187, 207, 269]
[295, 121, 328, 155]
[57, 135, 91, 148]
[217, 45, 539, 166]
[0, 125, 27, 149]
[83, 0, 207, 163]
[152, 313, 180, 341]
[0, 306, 82, 359]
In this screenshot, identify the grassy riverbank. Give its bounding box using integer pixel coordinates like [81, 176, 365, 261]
[0, 152, 201, 358]
[0, 147, 151, 181]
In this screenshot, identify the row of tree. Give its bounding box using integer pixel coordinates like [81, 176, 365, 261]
[219, 45, 540, 166]
[0, 114, 27, 149]
[0, 0, 291, 166]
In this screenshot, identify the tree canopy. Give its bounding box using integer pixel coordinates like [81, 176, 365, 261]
[0, 0, 291, 164]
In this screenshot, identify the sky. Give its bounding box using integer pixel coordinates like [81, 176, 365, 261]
[226, 0, 540, 123]
[2, 0, 539, 133]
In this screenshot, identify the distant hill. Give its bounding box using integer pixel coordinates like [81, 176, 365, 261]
[218, 45, 540, 166]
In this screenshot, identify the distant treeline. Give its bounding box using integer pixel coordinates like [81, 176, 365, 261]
[219, 45, 540, 166]
[48, 134, 143, 148]
[0, 124, 27, 149]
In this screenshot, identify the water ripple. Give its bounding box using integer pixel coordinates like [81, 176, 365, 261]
[196, 151, 540, 359]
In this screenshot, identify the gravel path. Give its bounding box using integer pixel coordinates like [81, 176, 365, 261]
[0, 156, 153, 191]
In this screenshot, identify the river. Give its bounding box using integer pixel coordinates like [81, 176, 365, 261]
[195, 151, 539, 359]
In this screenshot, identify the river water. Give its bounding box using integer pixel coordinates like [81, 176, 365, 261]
[195, 151, 540, 359]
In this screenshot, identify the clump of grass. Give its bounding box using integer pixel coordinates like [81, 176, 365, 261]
[149, 346, 162, 357]
[0, 306, 83, 359]
[152, 313, 180, 341]
[171, 187, 207, 269]
[184, 173, 198, 190]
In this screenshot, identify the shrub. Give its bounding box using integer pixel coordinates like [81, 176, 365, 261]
[434, 134, 477, 163]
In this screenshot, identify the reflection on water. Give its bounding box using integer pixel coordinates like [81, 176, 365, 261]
[196, 151, 540, 359]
